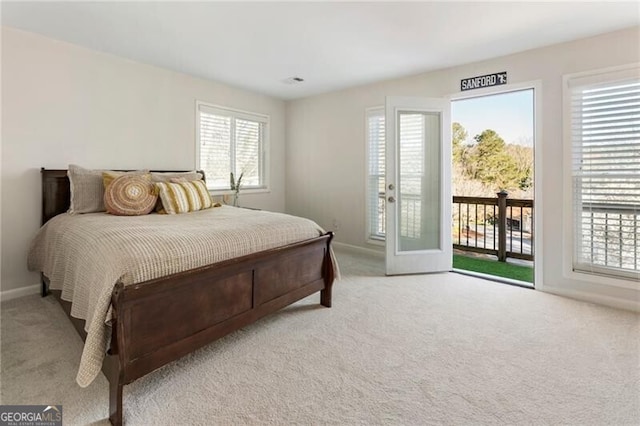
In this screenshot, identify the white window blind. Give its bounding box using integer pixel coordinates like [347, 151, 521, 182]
[568, 67, 640, 281]
[398, 113, 426, 239]
[197, 102, 268, 191]
[367, 108, 386, 240]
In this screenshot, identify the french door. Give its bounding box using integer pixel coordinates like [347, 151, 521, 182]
[385, 96, 452, 275]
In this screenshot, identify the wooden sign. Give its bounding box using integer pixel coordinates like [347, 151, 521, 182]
[461, 72, 507, 91]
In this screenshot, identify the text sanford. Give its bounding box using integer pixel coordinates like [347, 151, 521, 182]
[461, 72, 507, 91]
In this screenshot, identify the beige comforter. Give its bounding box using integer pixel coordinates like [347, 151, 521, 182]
[28, 206, 331, 387]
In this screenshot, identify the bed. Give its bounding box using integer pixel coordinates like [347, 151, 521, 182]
[31, 168, 336, 425]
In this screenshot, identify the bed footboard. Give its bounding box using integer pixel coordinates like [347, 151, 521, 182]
[106, 232, 334, 425]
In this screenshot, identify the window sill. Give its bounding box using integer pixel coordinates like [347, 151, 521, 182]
[564, 268, 640, 291]
[367, 236, 385, 247]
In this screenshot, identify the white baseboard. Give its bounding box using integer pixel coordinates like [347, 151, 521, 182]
[0, 283, 40, 302]
[541, 285, 640, 313]
[332, 242, 384, 259]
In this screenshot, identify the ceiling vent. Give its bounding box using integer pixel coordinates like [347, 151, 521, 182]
[283, 76, 305, 84]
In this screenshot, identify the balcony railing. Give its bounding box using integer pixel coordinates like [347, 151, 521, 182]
[376, 191, 533, 262]
[374, 192, 638, 273]
[453, 192, 533, 261]
[577, 202, 639, 273]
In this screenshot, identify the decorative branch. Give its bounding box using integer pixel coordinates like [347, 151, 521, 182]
[230, 172, 244, 194]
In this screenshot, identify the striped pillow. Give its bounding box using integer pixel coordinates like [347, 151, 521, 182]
[155, 180, 214, 214]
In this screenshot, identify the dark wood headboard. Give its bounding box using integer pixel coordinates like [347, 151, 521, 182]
[40, 168, 206, 225]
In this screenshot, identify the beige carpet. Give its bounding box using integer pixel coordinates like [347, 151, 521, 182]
[1, 249, 639, 425]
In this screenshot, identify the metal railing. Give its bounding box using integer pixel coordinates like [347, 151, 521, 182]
[376, 191, 534, 262]
[453, 191, 533, 261]
[577, 202, 639, 273]
[375, 193, 426, 239]
[375, 192, 637, 271]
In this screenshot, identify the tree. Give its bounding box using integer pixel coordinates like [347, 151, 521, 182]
[506, 144, 534, 191]
[452, 125, 534, 197]
[452, 122, 467, 164]
[471, 129, 504, 181]
[469, 129, 521, 191]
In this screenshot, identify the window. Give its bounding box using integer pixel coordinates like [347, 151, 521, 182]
[567, 66, 639, 281]
[196, 102, 268, 192]
[366, 108, 385, 241]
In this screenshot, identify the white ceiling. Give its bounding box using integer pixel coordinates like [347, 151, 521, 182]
[2, 2, 639, 100]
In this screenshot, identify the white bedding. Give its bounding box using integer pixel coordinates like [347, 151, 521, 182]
[28, 206, 331, 387]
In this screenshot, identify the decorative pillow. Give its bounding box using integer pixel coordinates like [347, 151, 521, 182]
[67, 165, 107, 214]
[150, 173, 203, 212]
[67, 165, 148, 214]
[102, 170, 147, 189]
[104, 174, 157, 216]
[151, 171, 203, 182]
[155, 180, 214, 214]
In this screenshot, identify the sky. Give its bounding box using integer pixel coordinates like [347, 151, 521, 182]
[451, 89, 534, 146]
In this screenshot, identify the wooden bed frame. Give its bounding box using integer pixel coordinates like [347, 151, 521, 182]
[40, 168, 335, 425]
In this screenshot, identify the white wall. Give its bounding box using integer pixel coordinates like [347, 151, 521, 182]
[285, 27, 640, 311]
[1, 27, 286, 296]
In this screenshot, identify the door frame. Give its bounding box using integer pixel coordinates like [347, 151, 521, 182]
[448, 80, 543, 289]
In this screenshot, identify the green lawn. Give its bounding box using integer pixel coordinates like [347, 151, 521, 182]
[453, 254, 534, 284]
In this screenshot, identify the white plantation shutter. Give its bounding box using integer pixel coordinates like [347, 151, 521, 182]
[367, 108, 386, 240]
[398, 113, 425, 238]
[235, 119, 263, 187]
[199, 112, 231, 189]
[197, 103, 268, 191]
[569, 67, 640, 280]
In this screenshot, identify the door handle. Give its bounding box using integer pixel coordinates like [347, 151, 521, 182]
[388, 196, 396, 203]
